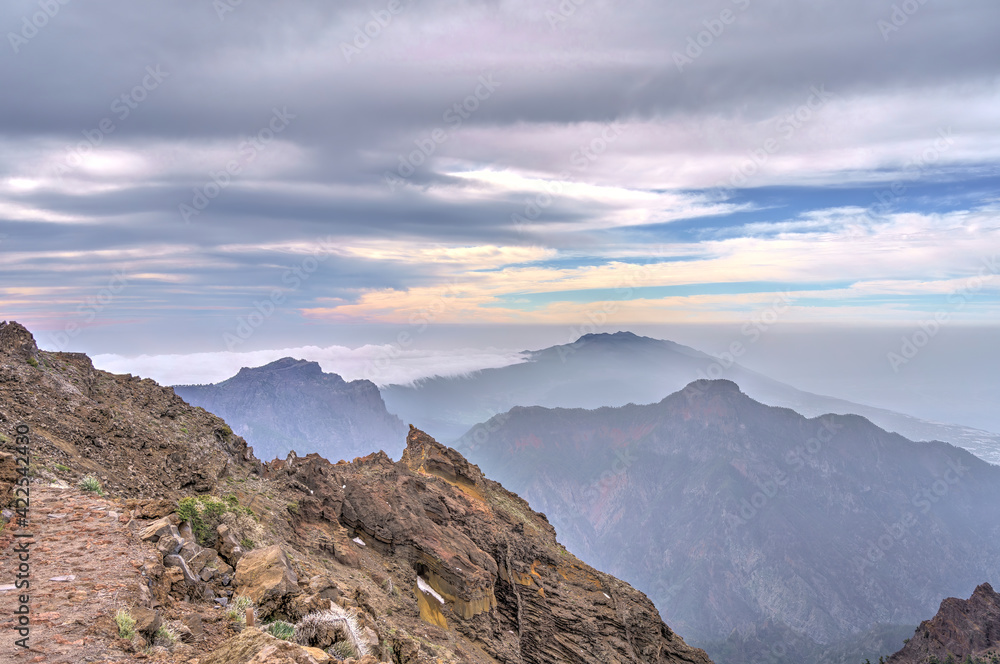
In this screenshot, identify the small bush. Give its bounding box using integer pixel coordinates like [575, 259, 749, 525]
[79, 475, 104, 496]
[27, 357, 38, 368]
[55, 464, 71, 472]
[115, 608, 136, 639]
[265, 620, 295, 641]
[225, 594, 256, 626]
[177, 494, 257, 546]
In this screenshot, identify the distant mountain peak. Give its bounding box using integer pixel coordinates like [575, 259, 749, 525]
[235, 357, 326, 379]
[574, 330, 649, 344]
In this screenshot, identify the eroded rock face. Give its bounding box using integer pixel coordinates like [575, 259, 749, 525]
[278, 425, 712, 664]
[234, 545, 301, 619]
[888, 583, 1000, 664]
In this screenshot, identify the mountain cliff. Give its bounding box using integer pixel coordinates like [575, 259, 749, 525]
[174, 358, 407, 462]
[383, 332, 1000, 464]
[887, 583, 1000, 664]
[0, 321, 708, 664]
[456, 379, 1000, 664]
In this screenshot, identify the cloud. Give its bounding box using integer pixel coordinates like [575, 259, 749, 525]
[91, 344, 529, 388]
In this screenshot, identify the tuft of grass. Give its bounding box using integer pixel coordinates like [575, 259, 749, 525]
[27, 356, 38, 368]
[264, 620, 295, 641]
[240, 537, 256, 551]
[79, 475, 104, 496]
[225, 594, 256, 626]
[114, 608, 136, 640]
[329, 640, 358, 659]
[154, 624, 179, 647]
[54, 463, 71, 472]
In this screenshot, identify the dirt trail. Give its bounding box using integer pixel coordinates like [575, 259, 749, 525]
[1, 484, 148, 664]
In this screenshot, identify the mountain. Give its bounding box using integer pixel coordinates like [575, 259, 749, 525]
[454, 379, 1000, 664]
[1, 320, 707, 663]
[174, 358, 407, 462]
[383, 332, 1000, 465]
[887, 583, 1000, 664]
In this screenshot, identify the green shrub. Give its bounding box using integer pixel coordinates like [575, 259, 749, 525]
[55, 464, 71, 472]
[115, 608, 136, 639]
[79, 475, 104, 496]
[265, 620, 295, 641]
[27, 357, 38, 368]
[177, 494, 256, 546]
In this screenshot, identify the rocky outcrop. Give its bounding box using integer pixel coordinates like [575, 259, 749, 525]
[234, 545, 301, 619]
[278, 424, 712, 664]
[888, 583, 1000, 664]
[174, 358, 407, 462]
[0, 321, 259, 499]
[201, 627, 386, 664]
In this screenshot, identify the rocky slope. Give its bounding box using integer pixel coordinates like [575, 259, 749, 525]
[174, 358, 407, 462]
[456, 379, 1000, 664]
[0, 320, 257, 501]
[383, 332, 1000, 464]
[887, 583, 1000, 664]
[0, 321, 709, 664]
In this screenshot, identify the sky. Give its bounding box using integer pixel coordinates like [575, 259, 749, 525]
[0, 0, 998, 420]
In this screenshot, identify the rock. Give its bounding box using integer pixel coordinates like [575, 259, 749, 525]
[0, 452, 17, 509]
[178, 521, 195, 542]
[157, 528, 185, 556]
[126, 499, 176, 519]
[181, 613, 204, 640]
[308, 576, 339, 601]
[188, 547, 219, 576]
[180, 541, 202, 562]
[301, 647, 331, 662]
[200, 566, 216, 582]
[200, 627, 333, 664]
[888, 583, 1000, 664]
[139, 517, 177, 542]
[215, 597, 229, 608]
[216, 524, 245, 566]
[233, 546, 300, 619]
[131, 607, 162, 637]
[164, 554, 200, 585]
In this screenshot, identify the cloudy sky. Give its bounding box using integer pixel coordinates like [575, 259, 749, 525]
[1, 0, 998, 399]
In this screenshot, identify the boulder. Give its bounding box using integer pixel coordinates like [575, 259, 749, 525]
[131, 607, 161, 638]
[156, 529, 184, 556]
[163, 554, 200, 585]
[139, 517, 176, 542]
[233, 546, 300, 619]
[200, 627, 333, 664]
[216, 524, 245, 565]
